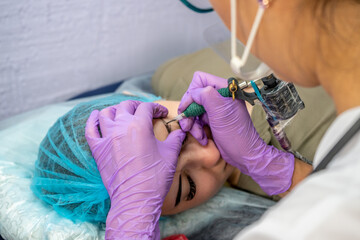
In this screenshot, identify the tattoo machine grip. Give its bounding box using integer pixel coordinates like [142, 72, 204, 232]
[182, 88, 231, 117]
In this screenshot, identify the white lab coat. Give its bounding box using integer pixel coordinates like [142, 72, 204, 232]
[235, 107, 360, 240]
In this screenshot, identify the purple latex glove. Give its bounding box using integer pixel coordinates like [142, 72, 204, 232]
[85, 100, 186, 239]
[179, 71, 295, 195]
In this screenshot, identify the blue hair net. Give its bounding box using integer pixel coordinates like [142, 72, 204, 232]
[31, 93, 161, 223]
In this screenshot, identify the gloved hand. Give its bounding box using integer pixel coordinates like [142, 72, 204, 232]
[85, 100, 186, 239]
[179, 71, 294, 195]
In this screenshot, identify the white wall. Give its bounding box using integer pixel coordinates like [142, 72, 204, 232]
[0, 0, 220, 119]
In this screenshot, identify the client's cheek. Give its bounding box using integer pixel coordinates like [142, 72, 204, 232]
[161, 178, 179, 215]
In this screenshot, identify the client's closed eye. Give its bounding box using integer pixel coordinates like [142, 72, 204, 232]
[186, 175, 196, 201]
[175, 173, 197, 207]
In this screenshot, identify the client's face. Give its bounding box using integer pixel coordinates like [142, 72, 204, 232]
[153, 101, 235, 215]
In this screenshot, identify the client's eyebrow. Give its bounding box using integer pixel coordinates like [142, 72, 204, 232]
[161, 119, 171, 133]
[175, 174, 182, 207]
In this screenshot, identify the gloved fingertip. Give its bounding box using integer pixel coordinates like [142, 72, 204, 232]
[99, 106, 116, 121]
[164, 129, 186, 152]
[198, 135, 208, 146]
[135, 102, 168, 122]
[178, 92, 192, 113]
[153, 103, 168, 118]
[113, 100, 141, 121]
[85, 110, 101, 139]
[171, 128, 186, 139]
[199, 114, 210, 126]
[178, 101, 186, 113]
[179, 118, 193, 132]
[190, 126, 208, 146]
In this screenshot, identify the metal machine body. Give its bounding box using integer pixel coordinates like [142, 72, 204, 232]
[229, 74, 310, 163]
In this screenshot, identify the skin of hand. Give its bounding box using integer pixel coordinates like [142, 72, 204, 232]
[85, 100, 186, 239]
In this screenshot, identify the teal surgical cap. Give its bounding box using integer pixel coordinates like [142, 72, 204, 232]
[31, 93, 161, 222]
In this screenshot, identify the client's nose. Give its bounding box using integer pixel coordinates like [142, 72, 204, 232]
[194, 139, 221, 169]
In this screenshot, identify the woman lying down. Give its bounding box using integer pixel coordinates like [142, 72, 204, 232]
[31, 93, 237, 222]
[31, 89, 334, 232]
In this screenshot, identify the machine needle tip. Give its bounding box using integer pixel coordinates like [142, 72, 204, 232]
[165, 113, 185, 125]
[165, 119, 177, 125]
